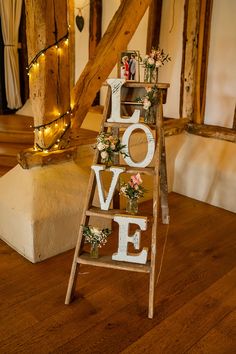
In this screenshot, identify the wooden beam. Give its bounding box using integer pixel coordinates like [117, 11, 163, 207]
[233, 104, 236, 130]
[187, 123, 236, 143]
[164, 118, 189, 137]
[68, 0, 75, 89]
[89, 0, 102, 106]
[71, 0, 152, 132]
[194, 0, 213, 124]
[25, 0, 70, 146]
[146, 0, 162, 53]
[180, 0, 199, 120]
[180, 0, 213, 124]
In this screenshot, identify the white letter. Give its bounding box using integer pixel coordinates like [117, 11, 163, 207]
[106, 79, 140, 123]
[122, 123, 155, 167]
[91, 165, 125, 210]
[112, 215, 148, 264]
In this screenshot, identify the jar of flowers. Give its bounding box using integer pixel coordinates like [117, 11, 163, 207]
[95, 132, 128, 166]
[142, 48, 171, 83]
[120, 173, 146, 214]
[136, 85, 160, 124]
[83, 226, 111, 258]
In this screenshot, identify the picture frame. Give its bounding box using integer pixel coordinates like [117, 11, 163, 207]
[118, 50, 140, 82]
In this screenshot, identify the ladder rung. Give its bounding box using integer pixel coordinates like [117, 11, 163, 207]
[104, 121, 157, 129]
[121, 101, 143, 106]
[77, 253, 151, 273]
[120, 165, 155, 175]
[86, 207, 153, 220]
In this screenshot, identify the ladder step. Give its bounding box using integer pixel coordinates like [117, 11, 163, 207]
[86, 207, 153, 220]
[121, 101, 143, 106]
[119, 165, 155, 175]
[77, 253, 151, 273]
[104, 121, 157, 129]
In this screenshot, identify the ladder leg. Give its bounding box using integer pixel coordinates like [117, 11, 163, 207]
[65, 258, 80, 304]
[160, 133, 170, 224]
[148, 267, 156, 319]
[65, 228, 84, 304]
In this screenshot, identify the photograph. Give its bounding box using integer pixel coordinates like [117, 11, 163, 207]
[118, 50, 140, 81]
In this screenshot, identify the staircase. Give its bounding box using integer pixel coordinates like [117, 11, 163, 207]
[0, 114, 34, 176]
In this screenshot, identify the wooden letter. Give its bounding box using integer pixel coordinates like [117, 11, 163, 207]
[107, 79, 140, 123]
[122, 123, 155, 167]
[112, 215, 148, 264]
[91, 165, 125, 210]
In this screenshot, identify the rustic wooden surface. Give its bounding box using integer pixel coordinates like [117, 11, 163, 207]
[180, 0, 200, 119]
[187, 123, 236, 143]
[0, 193, 235, 353]
[25, 0, 70, 126]
[89, 0, 102, 106]
[71, 0, 152, 131]
[146, 0, 162, 53]
[194, 0, 213, 124]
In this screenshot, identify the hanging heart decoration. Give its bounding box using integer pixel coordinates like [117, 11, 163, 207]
[76, 8, 84, 32]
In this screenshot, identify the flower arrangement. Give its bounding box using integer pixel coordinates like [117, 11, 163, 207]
[95, 132, 128, 165]
[120, 173, 146, 200]
[83, 226, 111, 247]
[142, 48, 171, 83]
[136, 86, 160, 124]
[142, 48, 171, 69]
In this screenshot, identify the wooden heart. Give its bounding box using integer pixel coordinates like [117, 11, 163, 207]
[76, 15, 84, 32]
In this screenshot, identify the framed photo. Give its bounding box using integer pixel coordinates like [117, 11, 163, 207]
[118, 50, 140, 82]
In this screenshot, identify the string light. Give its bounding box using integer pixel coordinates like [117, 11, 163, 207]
[33, 108, 72, 152]
[27, 26, 71, 153]
[26, 30, 69, 73]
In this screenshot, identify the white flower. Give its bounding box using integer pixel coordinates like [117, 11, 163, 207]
[110, 143, 116, 150]
[156, 60, 162, 68]
[92, 227, 100, 235]
[143, 98, 151, 110]
[97, 142, 106, 151]
[148, 58, 155, 65]
[101, 151, 108, 160]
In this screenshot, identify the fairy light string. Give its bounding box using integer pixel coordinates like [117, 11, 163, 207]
[27, 25, 72, 152]
[32, 108, 73, 152]
[26, 30, 69, 74]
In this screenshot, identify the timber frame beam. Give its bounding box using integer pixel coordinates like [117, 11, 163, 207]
[71, 0, 152, 133]
[180, 0, 213, 124]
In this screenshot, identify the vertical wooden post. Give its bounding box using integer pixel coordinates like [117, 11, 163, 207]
[146, 0, 162, 53]
[68, 0, 75, 90]
[180, 0, 213, 123]
[25, 0, 70, 148]
[89, 0, 102, 106]
[194, 0, 213, 124]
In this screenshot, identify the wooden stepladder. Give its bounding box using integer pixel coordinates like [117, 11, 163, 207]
[65, 79, 170, 318]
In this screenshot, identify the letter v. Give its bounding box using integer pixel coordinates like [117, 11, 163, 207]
[91, 165, 126, 210]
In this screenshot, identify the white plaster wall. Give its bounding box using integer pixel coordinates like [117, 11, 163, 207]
[204, 0, 236, 128]
[173, 133, 236, 213]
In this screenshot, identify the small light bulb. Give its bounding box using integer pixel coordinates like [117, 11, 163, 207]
[65, 38, 69, 45]
[44, 150, 49, 153]
[41, 53, 45, 57]
[57, 139, 60, 142]
[55, 123, 58, 127]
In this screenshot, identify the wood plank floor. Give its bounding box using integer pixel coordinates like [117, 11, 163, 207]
[0, 193, 235, 353]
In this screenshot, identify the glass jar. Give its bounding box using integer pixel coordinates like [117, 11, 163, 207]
[90, 243, 99, 258]
[144, 106, 156, 125]
[126, 198, 138, 214]
[144, 67, 158, 83]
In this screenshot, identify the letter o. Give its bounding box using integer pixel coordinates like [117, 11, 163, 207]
[121, 123, 155, 167]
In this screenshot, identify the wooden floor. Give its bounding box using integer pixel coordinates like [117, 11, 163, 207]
[0, 193, 235, 353]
